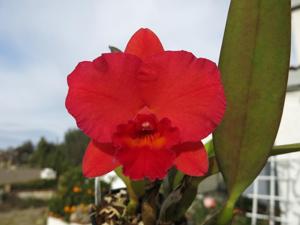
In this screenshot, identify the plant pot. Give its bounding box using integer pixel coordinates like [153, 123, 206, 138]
[47, 215, 92, 225]
[47, 216, 69, 225]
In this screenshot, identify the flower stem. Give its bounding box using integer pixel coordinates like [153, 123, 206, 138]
[216, 193, 239, 225]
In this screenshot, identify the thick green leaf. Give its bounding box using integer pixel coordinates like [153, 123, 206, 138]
[214, 0, 291, 215]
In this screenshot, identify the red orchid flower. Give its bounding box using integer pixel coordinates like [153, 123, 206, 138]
[66, 28, 226, 181]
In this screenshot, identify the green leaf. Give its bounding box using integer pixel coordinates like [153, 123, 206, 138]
[108, 45, 122, 52]
[162, 167, 178, 197]
[205, 139, 215, 158]
[213, 0, 291, 223]
[158, 176, 203, 224]
[172, 170, 185, 188]
[200, 208, 222, 225]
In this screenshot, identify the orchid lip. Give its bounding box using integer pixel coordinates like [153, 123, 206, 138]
[112, 114, 180, 150]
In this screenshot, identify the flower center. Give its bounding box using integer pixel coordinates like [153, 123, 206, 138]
[138, 121, 155, 136]
[113, 114, 180, 150]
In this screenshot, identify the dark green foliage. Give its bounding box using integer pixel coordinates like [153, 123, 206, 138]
[28, 129, 89, 176]
[0, 129, 88, 179]
[11, 179, 57, 191]
[14, 141, 34, 165]
[29, 137, 67, 175]
[48, 197, 67, 220]
[0, 141, 34, 167]
[62, 129, 89, 165]
[29, 137, 55, 168]
[57, 166, 95, 203]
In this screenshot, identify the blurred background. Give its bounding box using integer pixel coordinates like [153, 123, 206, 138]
[0, 1, 299, 225]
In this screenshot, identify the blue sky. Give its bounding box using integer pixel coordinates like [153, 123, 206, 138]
[2, 0, 297, 149]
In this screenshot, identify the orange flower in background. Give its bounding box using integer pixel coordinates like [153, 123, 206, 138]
[70, 206, 77, 213]
[64, 206, 71, 213]
[66, 28, 226, 180]
[72, 186, 81, 193]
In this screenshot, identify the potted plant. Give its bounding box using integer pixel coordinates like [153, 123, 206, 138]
[64, 1, 298, 224]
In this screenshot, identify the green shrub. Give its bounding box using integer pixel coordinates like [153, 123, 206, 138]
[48, 166, 111, 220]
[11, 179, 57, 191]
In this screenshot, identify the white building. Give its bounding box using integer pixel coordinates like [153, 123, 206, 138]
[40, 168, 57, 180]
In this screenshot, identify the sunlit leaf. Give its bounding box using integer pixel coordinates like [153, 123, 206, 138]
[213, 0, 291, 223]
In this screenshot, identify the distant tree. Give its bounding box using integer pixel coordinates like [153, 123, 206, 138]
[30, 137, 53, 167]
[29, 137, 70, 175]
[63, 129, 89, 165]
[29, 130, 88, 175]
[14, 141, 34, 165]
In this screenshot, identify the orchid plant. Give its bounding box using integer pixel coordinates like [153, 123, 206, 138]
[65, 1, 299, 224]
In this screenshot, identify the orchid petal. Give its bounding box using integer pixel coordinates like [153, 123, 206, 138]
[66, 53, 143, 142]
[125, 28, 164, 60]
[174, 141, 208, 176]
[82, 141, 120, 178]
